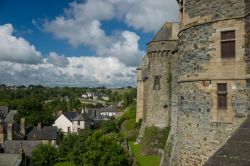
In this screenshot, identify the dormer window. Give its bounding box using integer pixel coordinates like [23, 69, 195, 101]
[221, 30, 235, 58]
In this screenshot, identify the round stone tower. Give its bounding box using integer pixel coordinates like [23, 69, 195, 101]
[143, 23, 179, 128]
[167, 0, 250, 165]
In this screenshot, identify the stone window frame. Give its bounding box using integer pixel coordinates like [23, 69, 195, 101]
[217, 83, 228, 110]
[153, 75, 162, 90]
[216, 27, 237, 61]
[220, 30, 236, 59]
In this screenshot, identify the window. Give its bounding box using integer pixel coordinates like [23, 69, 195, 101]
[67, 127, 71, 133]
[78, 121, 80, 125]
[217, 83, 227, 109]
[153, 75, 161, 90]
[180, 0, 184, 21]
[221, 30, 235, 58]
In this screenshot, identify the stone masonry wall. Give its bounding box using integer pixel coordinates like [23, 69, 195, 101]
[165, 16, 248, 165]
[144, 49, 172, 128]
[182, 0, 245, 28]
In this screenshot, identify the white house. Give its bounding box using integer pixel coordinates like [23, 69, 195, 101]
[53, 112, 90, 133]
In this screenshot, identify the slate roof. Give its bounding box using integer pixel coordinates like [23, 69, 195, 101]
[27, 126, 57, 140]
[205, 116, 250, 166]
[3, 140, 42, 157]
[73, 114, 89, 121]
[63, 112, 79, 121]
[4, 110, 17, 123]
[151, 23, 173, 42]
[0, 106, 8, 119]
[0, 153, 22, 166]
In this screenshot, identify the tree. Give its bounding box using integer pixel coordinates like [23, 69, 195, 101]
[82, 132, 132, 166]
[31, 144, 58, 166]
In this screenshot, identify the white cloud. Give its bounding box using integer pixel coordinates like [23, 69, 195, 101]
[0, 23, 136, 87]
[122, 0, 179, 32]
[0, 24, 43, 64]
[0, 56, 136, 87]
[43, 0, 178, 67]
[47, 52, 69, 67]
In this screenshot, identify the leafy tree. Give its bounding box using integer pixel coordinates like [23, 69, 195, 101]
[31, 144, 58, 166]
[82, 132, 132, 166]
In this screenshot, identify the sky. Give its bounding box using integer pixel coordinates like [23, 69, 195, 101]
[0, 0, 178, 87]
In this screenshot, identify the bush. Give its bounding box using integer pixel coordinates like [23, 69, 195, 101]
[141, 126, 170, 155]
[31, 144, 58, 166]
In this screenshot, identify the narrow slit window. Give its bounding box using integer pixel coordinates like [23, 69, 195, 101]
[217, 83, 227, 109]
[221, 30, 235, 58]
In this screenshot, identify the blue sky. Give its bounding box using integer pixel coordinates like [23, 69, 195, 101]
[0, 0, 178, 87]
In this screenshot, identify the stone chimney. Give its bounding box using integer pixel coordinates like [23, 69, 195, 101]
[37, 122, 42, 131]
[18, 142, 25, 161]
[7, 123, 13, 140]
[20, 118, 26, 135]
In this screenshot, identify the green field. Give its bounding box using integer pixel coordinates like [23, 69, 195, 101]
[54, 162, 74, 166]
[129, 142, 161, 166]
[111, 88, 132, 95]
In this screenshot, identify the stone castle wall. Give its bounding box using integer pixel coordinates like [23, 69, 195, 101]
[181, 0, 245, 29]
[163, 0, 250, 165]
[144, 50, 171, 128]
[137, 1, 250, 165]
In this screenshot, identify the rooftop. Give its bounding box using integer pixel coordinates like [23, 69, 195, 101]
[27, 126, 57, 140]
[0, 153, 22, 166]
[205, 117, 250, 166]
[3, 140, 42, 157]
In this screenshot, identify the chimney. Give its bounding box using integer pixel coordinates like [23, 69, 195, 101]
[18, 142, 25, 160]
[37, 122, 42, 131]
[7, 123, 13, 140]
[20, 118, 26, 135]
[0, 125, 4, 144]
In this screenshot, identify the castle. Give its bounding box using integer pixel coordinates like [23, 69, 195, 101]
[136, 0, 250, 165]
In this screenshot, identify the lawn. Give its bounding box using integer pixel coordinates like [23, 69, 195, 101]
[129, 142, 161, 166]
[54, 162, 74, 166]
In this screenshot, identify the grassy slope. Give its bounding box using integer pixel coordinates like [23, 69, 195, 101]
[129, 142, 161, 166]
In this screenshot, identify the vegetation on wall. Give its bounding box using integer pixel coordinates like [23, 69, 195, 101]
[141, 126, 170, 155]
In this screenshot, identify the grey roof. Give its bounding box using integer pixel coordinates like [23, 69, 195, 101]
[3, 140, 42, 157]
[0, 106, 8, 119]
[73, 114, 88, 121]
[63, 112, 79, 121]
[0, 153, 22, 166]
[151, 23, 173, 42]
[27, 126, 57, 140]
[205, 116, 250, 166]
[4, 110, 17, 123]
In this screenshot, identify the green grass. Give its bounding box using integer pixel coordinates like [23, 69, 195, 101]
[54, 162, 74, 166]
[111, 88, 132, 95]
[129, 142, 161, 166]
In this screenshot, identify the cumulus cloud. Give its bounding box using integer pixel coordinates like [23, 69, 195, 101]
[47, 52, 69, 67]
[0, 24, 43, 64]
[0, 56, 136, 87]
[43, 0, 177, 66]
[0, 23, 136, 87]
[121, 0, 179, 32]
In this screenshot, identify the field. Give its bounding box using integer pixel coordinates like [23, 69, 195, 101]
[129, 142, 161, 166]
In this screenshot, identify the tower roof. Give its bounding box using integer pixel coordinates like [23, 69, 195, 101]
[150, 22, 179, 43]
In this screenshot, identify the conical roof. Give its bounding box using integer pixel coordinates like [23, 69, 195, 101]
[151, 22, 178, 42]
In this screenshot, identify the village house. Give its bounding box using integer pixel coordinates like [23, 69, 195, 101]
[27, 123, 58, 145]
[53, 112, 91, 133]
